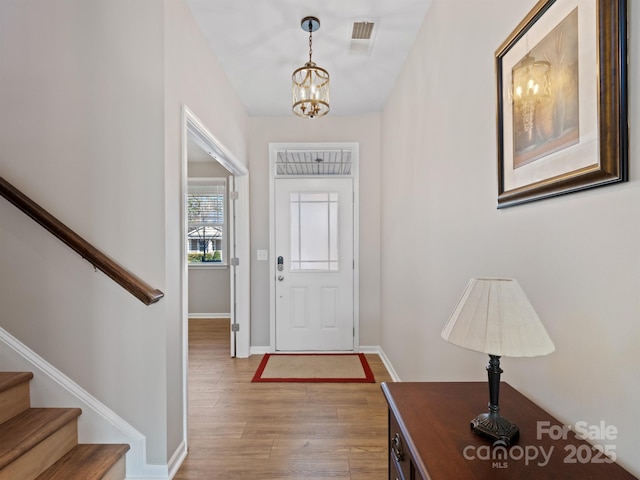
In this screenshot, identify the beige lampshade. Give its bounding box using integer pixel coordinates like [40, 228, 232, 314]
[441, 278, 555, 357]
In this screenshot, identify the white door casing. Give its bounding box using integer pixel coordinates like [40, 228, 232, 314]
[182, 105, 250, 454]
[183, 108, 249, 357]
[227, 174, 237, 357]
[269, 142, 359, 353]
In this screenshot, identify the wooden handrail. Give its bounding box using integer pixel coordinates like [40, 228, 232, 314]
[0, 177, 164, 305]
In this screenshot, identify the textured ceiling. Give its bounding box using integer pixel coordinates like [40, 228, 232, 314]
[186, 0, 433, 117]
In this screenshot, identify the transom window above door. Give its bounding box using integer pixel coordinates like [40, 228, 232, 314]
[275, 149, 352, 176]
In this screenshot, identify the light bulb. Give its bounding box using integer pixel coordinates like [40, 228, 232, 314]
[515, 86, 523, 99]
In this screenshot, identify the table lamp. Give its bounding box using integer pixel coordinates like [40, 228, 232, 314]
[441, 278, 555, 445]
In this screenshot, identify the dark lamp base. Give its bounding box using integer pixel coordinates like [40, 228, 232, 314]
[471, 412, 519, 445]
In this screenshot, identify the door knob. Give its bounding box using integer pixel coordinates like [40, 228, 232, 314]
[278, 275, 284, 281]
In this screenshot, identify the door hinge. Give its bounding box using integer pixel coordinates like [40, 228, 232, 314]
[230, 191, 239, 200]
[231, 323, 240, 332]
[230, 257, 240, 266]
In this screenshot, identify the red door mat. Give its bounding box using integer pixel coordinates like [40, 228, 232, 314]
[251, 353, 375, 383]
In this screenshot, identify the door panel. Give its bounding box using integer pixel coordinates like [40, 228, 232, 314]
[228, 175, 236, 357]
[275, 177, 354, 351]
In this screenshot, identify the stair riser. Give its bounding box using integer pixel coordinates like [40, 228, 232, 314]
[0, 420, 77, 480]
[0, 372, 127, 480]
[102, 455, 127, 480]
[0, 382, 30, 424]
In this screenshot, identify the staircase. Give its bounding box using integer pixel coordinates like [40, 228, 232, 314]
[0, 372, 129, 480]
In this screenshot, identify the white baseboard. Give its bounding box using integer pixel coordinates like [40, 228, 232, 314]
[114, 440, 187, 479]
[249, 346, 271, 356]
[359, 346, 401, 382]
[188, 313, 230, 319]
[124, 465, 169, 480]
[165, 440, 188, 480]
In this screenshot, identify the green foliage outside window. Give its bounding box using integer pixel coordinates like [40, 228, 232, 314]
[187, 251, 222, 263]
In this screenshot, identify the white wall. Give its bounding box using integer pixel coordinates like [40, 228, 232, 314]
[380, 0, 640, 476]
[248, 115, 382, 348]
[164, 0, 249, 461]
[0, 0, 249, 470]
[0, 0, 168, 464]
[188, 268, 230, 315]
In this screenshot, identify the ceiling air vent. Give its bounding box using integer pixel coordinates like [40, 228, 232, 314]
[352, 22, 375, 40]
[349, 20, 378, 56]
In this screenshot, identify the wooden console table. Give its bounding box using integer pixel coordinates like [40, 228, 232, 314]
[381, 382, 636, 479]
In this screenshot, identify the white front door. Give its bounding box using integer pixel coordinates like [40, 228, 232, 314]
[274, 177, 354, 351]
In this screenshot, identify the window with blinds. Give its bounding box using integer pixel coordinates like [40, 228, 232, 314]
[187, 179, 226, 265]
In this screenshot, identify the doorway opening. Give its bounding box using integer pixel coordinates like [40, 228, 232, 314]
[181, 106, 250, 452]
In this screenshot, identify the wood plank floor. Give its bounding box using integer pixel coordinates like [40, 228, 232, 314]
[174, 318, 393, 479]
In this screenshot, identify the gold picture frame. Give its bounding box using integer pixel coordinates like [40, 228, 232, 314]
[495, 0, 627, 208]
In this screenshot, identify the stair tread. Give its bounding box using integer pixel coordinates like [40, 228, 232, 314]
[0, 407, 82, 470]
[0, 372, 33, 394]
[35, 444, 130, 480]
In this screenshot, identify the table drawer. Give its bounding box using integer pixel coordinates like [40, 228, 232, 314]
[389, 411, 412, 480]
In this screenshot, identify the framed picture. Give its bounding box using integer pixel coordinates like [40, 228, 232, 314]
[495, 0, 627, 208]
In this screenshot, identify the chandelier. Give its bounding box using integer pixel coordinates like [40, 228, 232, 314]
[512, 53, 551, 141]
[292, 16, 330, 119]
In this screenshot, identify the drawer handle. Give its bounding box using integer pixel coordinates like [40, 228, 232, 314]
[392, 432, 404, 462]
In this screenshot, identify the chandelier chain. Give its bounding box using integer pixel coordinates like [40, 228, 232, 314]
[308, 27, 313, 63]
